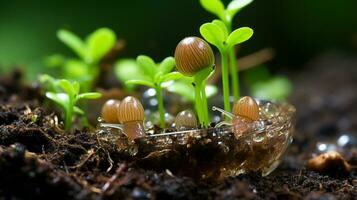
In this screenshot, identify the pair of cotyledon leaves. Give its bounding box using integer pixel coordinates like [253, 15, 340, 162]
[46, 79, 101, 115]
[125, 56, 183, 89]
[57, 28, 116, 65]
[200, 0, 253, 23]
[200, 19, 253, 50]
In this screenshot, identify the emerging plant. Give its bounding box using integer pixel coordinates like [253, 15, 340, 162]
[117, 96, 146, 141]
[44, 78, 102, 131]
[175, 37, 215, 127]
[200, 0, 253, 101]
[125, 55, 183, 128]
[46, 28, 116, 92]
[200, 19, 253, 113]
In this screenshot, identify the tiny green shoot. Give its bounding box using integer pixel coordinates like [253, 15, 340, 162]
[200, 0, 253, 101]
[200, 19, 253, 113]
[44, 78, 102, 131]
[125, 55, 183, 128]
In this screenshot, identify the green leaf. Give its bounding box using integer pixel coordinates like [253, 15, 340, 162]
[227, 0, 253, 18]
[43, 54, 65, 68]
[57, 29, 86, 59]
[59, 79, 75, 97]
[212, 20, 228, 38]
[114, 59, 148, 90]
[158, 57, 175, 74]
[72, 82, 80, 94]
[160, 72, 184, 83]
[136, 55, 157, 79]
[74, 106, 84, 115]
[63, 59, 88, 79]
[199, 0, 225, 19]
[200, 23, 225, 48]
[250, 76, 292, 101]
[46, 92, 69, 109]
[126, 79, 155, 88]
[86, 28, 116, 64]
[77, 92, 102, 100]
[226, 27, 253, 47]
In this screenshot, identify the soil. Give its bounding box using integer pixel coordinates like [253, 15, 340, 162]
[0, 53, 356, 200]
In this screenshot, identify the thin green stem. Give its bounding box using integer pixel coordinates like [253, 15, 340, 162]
[194, 81, 204, 126]
[64, 103, 73, 131]
[229, 47, 240, 101]
[200, 80, 209, 126]
[156, 86, 165, 128]
[220, 49, 231, 113]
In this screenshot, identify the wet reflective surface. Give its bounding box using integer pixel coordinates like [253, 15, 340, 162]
[99, 100, 296, 180]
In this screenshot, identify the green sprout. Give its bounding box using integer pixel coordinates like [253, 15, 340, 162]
[125, 55, 183, 128]
[46, 28, 116, 92]
[200, 0, 253, 101]
[44, 78, 102, 131]
[200, 19, 253, 113]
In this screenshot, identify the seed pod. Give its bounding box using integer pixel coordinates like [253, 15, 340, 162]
[101, 99, 121, 123]
[117, 96, 144, 123]
[175, 110, 198, 129]
[117, 96, 146, 141]
[232, 96, 260, 121]
[175, 37, 214, 76]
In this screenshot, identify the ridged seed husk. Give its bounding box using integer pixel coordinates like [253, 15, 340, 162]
[232, 96, 260, 121]
[175, 37, 214, 76]
[117, 96, 144, 123]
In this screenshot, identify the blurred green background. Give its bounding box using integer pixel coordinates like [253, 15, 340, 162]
[1, 0, 356, 79]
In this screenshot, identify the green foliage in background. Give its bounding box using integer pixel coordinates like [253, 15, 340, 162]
[124, 56, 183, 128]
[45, 28, 116, 92]
[200, 0, 253, 101]
[243, 66, 292, 101]
[200, 19, 253, 113]
[41, 76, 102, 131]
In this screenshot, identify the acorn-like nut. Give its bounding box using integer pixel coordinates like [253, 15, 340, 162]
[101, 99, 121, 123]
[232, 96, 260, 121]
[175, 37, 214, 76]
[175, 110, 198, 129]
[117, 96, 144, 123]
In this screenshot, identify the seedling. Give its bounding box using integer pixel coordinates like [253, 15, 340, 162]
[200, 0, 253, 101]
[200, 19, 253, 113]
[125, 55, 183, 128]
[175, 37, 215, 127]
[44, 78, 102, 131]
[47, 28, 116, 92]
[117, 96, 146, 141]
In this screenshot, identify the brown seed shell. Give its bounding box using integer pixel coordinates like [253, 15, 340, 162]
[175, 110, 198, 129]
[117, 96, 144, 123]
[232, 96, 260, 121]
[174, 37, 214, 76]
[308, 151, 351, 176]
[101, 99, 121, 123]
